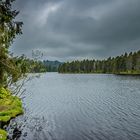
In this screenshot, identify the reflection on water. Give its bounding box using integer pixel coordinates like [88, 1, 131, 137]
[7, 73, 140, 140]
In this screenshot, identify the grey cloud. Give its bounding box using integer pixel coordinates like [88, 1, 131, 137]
[11, 0, 140, 61]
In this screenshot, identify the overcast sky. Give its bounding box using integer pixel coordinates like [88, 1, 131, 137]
[11, 0, 140, 61]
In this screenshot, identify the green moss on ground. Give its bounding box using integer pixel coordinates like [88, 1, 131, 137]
[115, 71, 140, 75]
[0, 87, 23, 140]
[0, 129, 7, 140]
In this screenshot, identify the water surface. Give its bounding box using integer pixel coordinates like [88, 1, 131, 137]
[8, 73, 140, 140]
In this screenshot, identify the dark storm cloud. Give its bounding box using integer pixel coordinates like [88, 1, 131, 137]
[11, 0, 140, 60]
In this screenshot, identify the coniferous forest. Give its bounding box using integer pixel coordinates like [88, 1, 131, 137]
[58, 50, 140, 74]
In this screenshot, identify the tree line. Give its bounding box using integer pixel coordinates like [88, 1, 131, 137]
[58, 51, 140, 74]
[43, 60, 62, 72]
[15, 56, 48, 73]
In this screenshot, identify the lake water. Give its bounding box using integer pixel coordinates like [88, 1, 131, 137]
[7, 73, 140, 140]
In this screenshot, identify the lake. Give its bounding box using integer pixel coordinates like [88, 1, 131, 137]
[7, 73, 140, 140]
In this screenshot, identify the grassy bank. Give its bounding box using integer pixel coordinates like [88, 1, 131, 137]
[116, 71, 140, 75]
[0, 87, 23, 140]
[59, 71, 140, 75]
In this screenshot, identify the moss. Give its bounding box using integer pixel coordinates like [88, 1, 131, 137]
[117, 71, 140, 75]
[0, 129, 7, 140]
[0, 87, 23, 139]
[0, 88, 10, 99]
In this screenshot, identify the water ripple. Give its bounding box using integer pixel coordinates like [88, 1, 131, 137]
[7, 73, 140, 140]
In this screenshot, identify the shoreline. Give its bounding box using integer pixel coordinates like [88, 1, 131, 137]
[58, 72, 140, 75]
[0, 88, 23, 140]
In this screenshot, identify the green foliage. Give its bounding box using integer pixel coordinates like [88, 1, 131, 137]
[0, 129, 7, 140]
[0, 87, 23, 140]
[0, 1, 24, 138]
[0, 0, 47, 88]
[43, 60, 62, 72]
[0, 87, 23, 122]
[0, 0, 23, 48]
[0, 0, 23, 87]
[16, 57, 48, 73]
[58, 50, 140, 74]
[0, 87, 10, 98]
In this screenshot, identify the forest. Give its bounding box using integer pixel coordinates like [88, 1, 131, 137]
[58, 50, 140, 74]
[43, 60, 62, 72]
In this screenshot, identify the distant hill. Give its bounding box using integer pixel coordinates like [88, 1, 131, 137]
[43, 60, 63, 72]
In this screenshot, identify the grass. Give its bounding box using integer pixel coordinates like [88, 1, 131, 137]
[117, 70, 140, 75]
[0, 129, 7, 140]
[0, 87, 23, 140]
